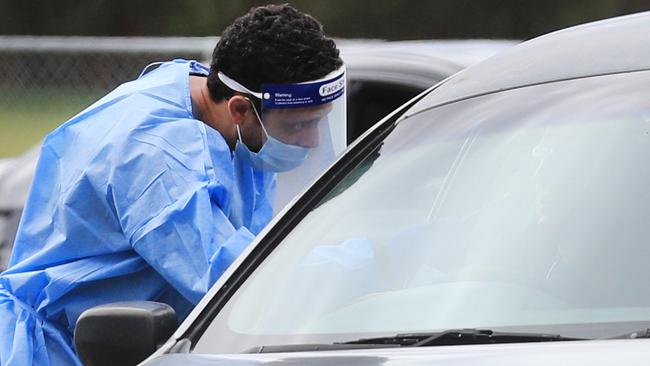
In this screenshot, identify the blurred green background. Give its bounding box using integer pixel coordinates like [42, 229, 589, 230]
[1, 0, 649, 157]
[0, 88, 103, 156]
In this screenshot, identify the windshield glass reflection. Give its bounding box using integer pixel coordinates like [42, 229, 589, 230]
[196, 70, 650, 353]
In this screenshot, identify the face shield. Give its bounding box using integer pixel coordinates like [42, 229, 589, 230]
[218, 67, 347, 213]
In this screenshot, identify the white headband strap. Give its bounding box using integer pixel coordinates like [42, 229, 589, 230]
[217, 72, 263, 99]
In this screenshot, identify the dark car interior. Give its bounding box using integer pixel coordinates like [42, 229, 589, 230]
[346, 80, 422, 144]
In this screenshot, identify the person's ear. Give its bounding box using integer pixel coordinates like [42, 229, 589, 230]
[227, 95, 252, 125]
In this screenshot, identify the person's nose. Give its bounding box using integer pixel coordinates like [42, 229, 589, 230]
[299, 124, 320, 148]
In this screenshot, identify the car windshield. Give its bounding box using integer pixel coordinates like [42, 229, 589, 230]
[195, 70, 650, 354]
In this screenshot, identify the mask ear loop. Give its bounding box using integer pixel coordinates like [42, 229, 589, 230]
[235, 124, 244, 142]
[236, 97, 269, 148]
[245, 97, 270, 137]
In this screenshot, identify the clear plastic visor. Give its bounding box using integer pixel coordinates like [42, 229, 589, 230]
[218, 67, 347, 213]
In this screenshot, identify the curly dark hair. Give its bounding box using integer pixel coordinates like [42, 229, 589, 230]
[207, 4, 343, 102]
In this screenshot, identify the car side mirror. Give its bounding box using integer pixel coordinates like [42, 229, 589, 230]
[74, 301, 177, 366]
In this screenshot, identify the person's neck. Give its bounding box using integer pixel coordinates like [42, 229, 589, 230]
[189, 76, 237, 149]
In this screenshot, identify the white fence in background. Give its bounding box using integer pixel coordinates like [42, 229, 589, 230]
[0, 36, 217, 92]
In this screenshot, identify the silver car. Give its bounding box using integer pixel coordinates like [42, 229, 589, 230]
[74, 11, 650, 366]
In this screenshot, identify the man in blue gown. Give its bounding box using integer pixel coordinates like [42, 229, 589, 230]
[0, 4, 344, 365]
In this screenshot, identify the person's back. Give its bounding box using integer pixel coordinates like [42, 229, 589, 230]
[0, 4, 344, 365]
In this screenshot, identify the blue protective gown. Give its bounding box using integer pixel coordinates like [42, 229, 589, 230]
[0, 59, 275, 366]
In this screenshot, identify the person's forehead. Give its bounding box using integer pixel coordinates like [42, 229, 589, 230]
[266, 103, 333, 120]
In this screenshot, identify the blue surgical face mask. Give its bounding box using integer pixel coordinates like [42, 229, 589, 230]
[234, 101, 311, 172]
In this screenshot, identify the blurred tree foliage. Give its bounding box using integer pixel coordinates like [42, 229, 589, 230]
[0, 0, 649, 40]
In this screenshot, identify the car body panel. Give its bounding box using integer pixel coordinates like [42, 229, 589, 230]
[0, 146, 38, 268]
[407, 12, 650, 115]
[0, 146, 38, 211]
[145, 339, 650, 366]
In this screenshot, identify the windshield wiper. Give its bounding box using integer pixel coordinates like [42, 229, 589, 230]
[339, 328, 587, 347]
[243, 343, 401, 353]
[244, 328, 587, 353]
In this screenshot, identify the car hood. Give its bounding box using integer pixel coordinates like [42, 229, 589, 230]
[144, 339, 650, 366]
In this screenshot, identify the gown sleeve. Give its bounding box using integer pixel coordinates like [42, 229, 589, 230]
[110, 119, 260, 305]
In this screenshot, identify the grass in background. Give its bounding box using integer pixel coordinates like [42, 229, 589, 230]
[0, 88, 105, 158]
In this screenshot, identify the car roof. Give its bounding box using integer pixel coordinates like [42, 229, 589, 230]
[340, 39, 520, 67]
[406, 11, 650, 115]
[339, 39, 518, 89]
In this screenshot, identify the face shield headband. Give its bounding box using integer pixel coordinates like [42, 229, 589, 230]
[216, 66, 346, 109]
